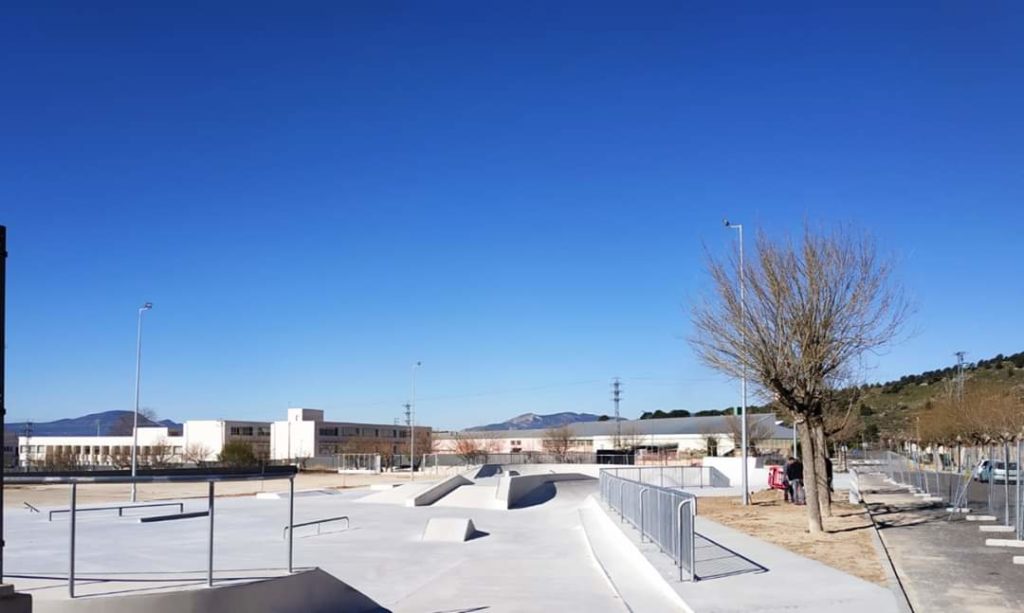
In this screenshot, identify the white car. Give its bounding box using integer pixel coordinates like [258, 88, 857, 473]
[974, 460, 1019, 483]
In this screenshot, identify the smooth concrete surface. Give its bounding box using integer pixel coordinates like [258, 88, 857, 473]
[979, 525, 1015, 532]
[432, 483, 505, 510]
[28, 568, 386, 613]
[578, 497, 692, 613]
[985, 538, 1024, 547]
[6, 480, 626, 612]
[355, 480, 436, 505]
[421, 517, 478, 542]
[967, 515, 997, 521]
[595, 500, 898, 613]
[254, 488, 339, 500]
[405, 474, 473, 507]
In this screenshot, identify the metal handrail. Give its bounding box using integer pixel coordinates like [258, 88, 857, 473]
[283, 515, 350, 539]
[49, 501, 183, 521]
[7, 469, 295, 485]
[23, 501, 39, 513]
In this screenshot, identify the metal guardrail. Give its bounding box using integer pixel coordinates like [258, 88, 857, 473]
[600, 469, 697, 581]
[12, 471, 297, 599]
[23, 501, 39, 513]
[49, 501, 184, 521]
[282, 515, 350, 539]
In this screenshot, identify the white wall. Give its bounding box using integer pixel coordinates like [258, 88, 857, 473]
[182, 421, 226, 460]
[270, 419, 315, 460]
[701, 456, 773, 490]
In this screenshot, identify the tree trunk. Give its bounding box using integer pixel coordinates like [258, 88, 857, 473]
[813, 422, 832, 518]
[800, 417, 825, 533]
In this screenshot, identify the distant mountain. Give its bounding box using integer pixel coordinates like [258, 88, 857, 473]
[6, 410, 181, 437]
[466, 412, 610, 432]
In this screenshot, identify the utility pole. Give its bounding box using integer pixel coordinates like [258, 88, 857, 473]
[1, 224, 7, 581]
[612, 378, 622, 447]
[404, 403, 413, 476]
[725, 219, 750, 506]
[409, 361, 421, 481]
[954, 351, 967, 404]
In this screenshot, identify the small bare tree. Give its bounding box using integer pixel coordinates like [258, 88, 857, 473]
[183, 443, 213, 466]
[542, 426, 573, 461]
[146, 437, 175, 467]
[724, 414, 776, 456]
[691, 226, 908, 533]
[452, 433, 487, 464]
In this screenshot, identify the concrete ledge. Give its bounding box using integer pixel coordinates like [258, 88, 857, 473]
[946, 507, 970, 513]
[1014, 556, 1024, 565]
[967, 515, 998, 522]
[421, 517, 478, 542]
[984, 538, 1024, 547]
[406, 474, 472, 507]
[31, 568, 385, 613]
[979, 525, 1015, 533]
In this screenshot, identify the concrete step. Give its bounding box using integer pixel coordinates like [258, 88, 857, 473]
[979, 525, 1015, 533]
[967, 515, 998, 522]
[984, 538, 1024, 548]
[946, 507, 971, 513]
[1013, 556, 1024, 565]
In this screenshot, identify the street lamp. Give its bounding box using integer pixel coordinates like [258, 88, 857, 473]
[130, 302, 153, 503]
[724, 220, 750, 506]
[410, 361, 421, 481]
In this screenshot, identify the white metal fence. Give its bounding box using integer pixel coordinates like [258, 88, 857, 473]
[599, 469, 697, 581]
[602, 465, 729, 489]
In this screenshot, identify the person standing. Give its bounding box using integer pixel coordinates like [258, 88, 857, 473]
[786, 456, 805, 505]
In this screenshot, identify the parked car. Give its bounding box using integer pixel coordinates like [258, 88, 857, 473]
[973, 460, 1019, 483]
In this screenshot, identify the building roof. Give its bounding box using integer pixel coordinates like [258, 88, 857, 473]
[447, 413, 793, 439]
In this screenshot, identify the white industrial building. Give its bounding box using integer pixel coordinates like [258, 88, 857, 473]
[434, 414, 795, 458]
[270, 408, 428, 460]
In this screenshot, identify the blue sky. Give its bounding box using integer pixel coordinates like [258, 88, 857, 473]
[3, 2, 1023, 429]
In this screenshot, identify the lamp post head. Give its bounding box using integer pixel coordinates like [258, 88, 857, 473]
[141, 302, 153, 311]
[724, 219, 731, 227]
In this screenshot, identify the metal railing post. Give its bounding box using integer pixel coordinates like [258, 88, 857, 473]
[69, 483, 77, 598]
[677, 498, 695, 582]
[207, 481, 215, 587]
[288, 475, 295, 573]
[639, 487, 649, 542]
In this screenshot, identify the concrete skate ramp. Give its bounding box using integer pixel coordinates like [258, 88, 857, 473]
[421, 517, 481, 542]
[33, 568, 388, 613]
[405, 474, 473, 507]
[357, 481, 436, 505]
[433, 484, 504, 509]
[506, 473, 594, 509]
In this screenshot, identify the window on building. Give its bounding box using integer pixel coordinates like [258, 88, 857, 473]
[342, 427, 358, 436]
[256, 426, 271, 437]
[319, 427, 339, 437]
[229, 426, 255, 436]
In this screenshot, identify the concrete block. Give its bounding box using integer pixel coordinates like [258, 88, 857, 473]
[421, 517, 478, 542]
[1013, 556, 1024, 565]
[0, 585, 32, 613]
[979, 525, 1015, 533]
[946, 507, 970, 513]
[984, 538, 1024, 548]
[406, 475, 473, 507]
[967, 515, 998, 522]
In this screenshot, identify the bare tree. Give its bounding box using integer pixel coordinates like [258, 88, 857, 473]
[183, 443, 213, 466]
[724, 414, 776, 456]
[542, 426, 573, 461]
[147, 437, 175, 467]
[691, 226, 908, 533]
[452, 433, 487, 464]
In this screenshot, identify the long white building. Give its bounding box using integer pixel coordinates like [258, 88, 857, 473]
[15, 408, 432, 468]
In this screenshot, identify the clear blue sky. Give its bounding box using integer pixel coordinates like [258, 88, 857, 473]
[3, 2, 1023, 429]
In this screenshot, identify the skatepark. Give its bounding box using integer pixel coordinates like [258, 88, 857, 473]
[2, 464, 903, 612]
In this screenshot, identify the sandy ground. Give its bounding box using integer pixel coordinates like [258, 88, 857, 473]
[697, 487, 887, 585]
[3, 471, 419, 508]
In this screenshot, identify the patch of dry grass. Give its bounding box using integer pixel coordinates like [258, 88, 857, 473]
[698, 488, 886, 585]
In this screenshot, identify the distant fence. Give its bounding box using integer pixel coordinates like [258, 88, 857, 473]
[424, 451, 635, 467]
[602, 465, 729, 488]
[600, 469, 697, 581]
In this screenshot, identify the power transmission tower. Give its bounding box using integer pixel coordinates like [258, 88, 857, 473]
[612, 378, 622, 447]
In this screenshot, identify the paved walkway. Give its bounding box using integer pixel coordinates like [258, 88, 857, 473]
[860, 471, 1024, 612]
[592, 497, 899, 612]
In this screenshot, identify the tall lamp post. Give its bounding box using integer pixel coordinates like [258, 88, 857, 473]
[410, 361, 421, 481]
[129, 302, 153, 503]
[724, 220, 749, 506]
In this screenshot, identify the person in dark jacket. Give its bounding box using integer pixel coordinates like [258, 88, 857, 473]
[785, 457, 804, 504]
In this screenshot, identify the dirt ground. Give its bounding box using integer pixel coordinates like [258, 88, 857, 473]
[697, 488, 887, 586]
[3, 471, 411, 509]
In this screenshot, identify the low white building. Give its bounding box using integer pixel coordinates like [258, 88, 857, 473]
[19, 426, 184, 468]
[434, 414, 795, 459]
[182, 419, 272, 461]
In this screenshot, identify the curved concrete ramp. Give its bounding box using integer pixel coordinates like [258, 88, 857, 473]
[422, 517, 480, 542]
[33, 568, 388, 613]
